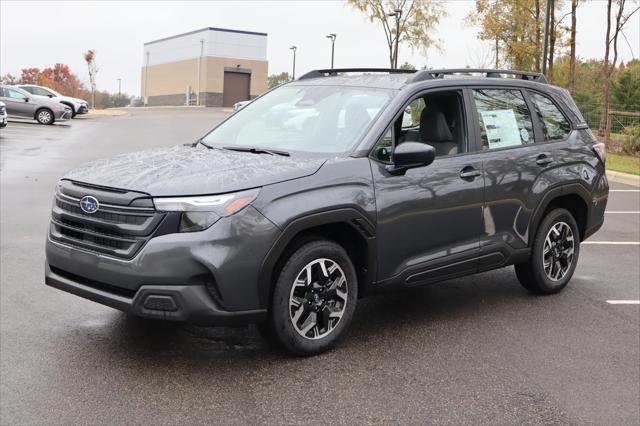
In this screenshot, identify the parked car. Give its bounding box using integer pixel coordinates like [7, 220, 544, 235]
[45, 68, 608, 356]
[17, 84, 88, 117]
[1, 85, 71, 124]
[233, 100, 251, 111]
[0, 101, 7, 128]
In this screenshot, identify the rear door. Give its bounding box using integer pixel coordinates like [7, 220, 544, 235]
[469, 86, 572, 270]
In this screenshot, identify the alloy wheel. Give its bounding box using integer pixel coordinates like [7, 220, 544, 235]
[542, 221, 575, 281]
[38, 110, 52, 124]
[289, 258, 348, 340]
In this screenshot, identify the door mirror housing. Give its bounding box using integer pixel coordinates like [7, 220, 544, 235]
[48, 94, 54, 98]
[386, 142, 436, 176]
[24, 97, 30, 102]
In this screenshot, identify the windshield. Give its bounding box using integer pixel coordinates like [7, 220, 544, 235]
[202, 85, 392, 154]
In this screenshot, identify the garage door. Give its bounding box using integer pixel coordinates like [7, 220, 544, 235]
[223, 72, 250, 107]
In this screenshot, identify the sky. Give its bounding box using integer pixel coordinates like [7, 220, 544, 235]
[1, 0, 639, 96]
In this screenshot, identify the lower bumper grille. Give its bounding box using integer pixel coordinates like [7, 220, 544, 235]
[49, 183, 164, 259]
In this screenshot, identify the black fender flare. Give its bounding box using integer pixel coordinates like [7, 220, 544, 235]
[528, 182, 593, 246]
[257, 208, 377, 308]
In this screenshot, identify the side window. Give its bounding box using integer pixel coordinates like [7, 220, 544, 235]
[6, 89, 27, 100]
[472, 89, 534, 150]
[32, 87, 52, 96]
[530, 92, 571, 140]
[402, 98, 425, 129]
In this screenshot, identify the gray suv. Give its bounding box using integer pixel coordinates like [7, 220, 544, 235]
[45, 69, 608, 356]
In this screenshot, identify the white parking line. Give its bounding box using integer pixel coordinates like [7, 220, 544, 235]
[606, 300, 640, 305]
[609, 190, 640, 192]
[605, 211, 640, 214]
[583, 241, 640, 245]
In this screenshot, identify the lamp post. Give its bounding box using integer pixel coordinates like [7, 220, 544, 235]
[387, 9, 402, 68]
[289, 46, 297, 80]
[144, 51, 150, 106]
[117, 78, 121, 105]
[326, 34, 336, 69]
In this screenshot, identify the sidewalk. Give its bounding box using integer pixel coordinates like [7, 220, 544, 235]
[607, 170, 640, 186]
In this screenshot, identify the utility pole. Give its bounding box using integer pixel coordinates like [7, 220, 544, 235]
[542, 0, 552, 75]
[387, 9, 402, 68]
[197, 38, 204, 106]
[290, 46, 297, 80]
[117, 78, 121, 105]
[326, 34, 336, 69]
[144, 51, 150, 106]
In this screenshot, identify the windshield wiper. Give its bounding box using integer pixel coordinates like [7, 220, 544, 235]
[222, 146, 290, 157]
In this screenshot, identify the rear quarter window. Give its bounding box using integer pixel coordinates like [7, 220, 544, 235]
[530, 92, 571, 141]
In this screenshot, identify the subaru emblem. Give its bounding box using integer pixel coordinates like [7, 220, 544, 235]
[80, 195, 99, 214]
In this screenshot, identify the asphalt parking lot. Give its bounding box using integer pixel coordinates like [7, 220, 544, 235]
[1, 108, 638, 424]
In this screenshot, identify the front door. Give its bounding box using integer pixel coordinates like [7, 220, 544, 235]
[371, 89, 485, 288]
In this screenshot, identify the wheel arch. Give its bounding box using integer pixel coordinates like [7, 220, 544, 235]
[59, 101, 75, 114]
[258, 208, 377, 309]
[529, 184, 592, 245]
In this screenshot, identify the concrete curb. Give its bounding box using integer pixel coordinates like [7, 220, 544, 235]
[607, 170, 640, 187]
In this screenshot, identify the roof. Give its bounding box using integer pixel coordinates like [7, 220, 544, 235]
[290, 68, 550, 91]
[144, 27, 267, 46]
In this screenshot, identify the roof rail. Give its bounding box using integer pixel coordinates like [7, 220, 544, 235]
[298, 68, 416, 80]
[406, 68, 548, 84]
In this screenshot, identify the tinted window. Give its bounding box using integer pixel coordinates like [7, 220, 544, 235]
[472, 89, 534, 150]
[530, 92, 571, 140]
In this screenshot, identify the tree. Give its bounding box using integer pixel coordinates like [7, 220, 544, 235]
[611, 61, 640, 112]
[348, 0, 445, 68]
[19, 68, 42, 84]
[267, 72, 291, 88]
[598, 0, 640, 135]
[568, 0, 578, 91]
[40, 63, 85, 97]
[84, 50, 98, 109]
[0, 73, 17, 85]
[399, 61, 416, 70]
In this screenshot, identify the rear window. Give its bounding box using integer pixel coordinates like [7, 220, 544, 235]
[530, 92, 571, 140]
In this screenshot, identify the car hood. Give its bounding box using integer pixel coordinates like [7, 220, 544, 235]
[63, 144, 326, 196]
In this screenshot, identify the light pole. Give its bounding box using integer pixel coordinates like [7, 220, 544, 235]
[326, 34, 336, 69]
[387, 9, 402, 68]
[144, 51, 150, 106]
[289, 46, 297, 80]
[197, 38, 204, 106]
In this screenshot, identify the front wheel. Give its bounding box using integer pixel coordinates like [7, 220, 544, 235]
[260, 239, 358, 356]
[35, 108, 54, 125]
[515, 208, 580, 294]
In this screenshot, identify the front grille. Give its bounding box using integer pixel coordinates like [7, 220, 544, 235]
[50, 189, 164, 259]
[0, 106, 6, 115]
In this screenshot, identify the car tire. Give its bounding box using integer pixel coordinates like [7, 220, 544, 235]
[35, 108, 54, 125]
[260, 239, 358, 356]
[515, 208, 580, 294]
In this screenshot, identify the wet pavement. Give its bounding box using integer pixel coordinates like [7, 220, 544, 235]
[1, 108, 638, 424]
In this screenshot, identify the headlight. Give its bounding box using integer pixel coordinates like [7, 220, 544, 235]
[153, 188, 259, 232]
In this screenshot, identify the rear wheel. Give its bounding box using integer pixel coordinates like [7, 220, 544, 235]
[260, 239, 358, 356]
[35, 108, 54, 125]
[515, 208, 580, 294]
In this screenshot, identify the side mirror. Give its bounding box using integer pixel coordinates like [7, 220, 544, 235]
[386, 142, 435, 176]
[24, 97, 29, 102]
[48, 94, 54, 98]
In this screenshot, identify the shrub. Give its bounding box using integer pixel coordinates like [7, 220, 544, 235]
[621, 124, 640, 155]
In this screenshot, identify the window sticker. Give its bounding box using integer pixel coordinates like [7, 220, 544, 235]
[480, 109, 522, 149]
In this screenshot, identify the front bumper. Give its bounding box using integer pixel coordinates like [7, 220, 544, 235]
[76, 105, 89, 114]
[0, 115, 6, 127]
[45, 263, 266, 325]
[55, 109, 72, 121]
[45, 205, 279, 325]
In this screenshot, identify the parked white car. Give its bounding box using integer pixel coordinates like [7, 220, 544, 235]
[0, 101, 7, 128]
[17, 84, 88, 117]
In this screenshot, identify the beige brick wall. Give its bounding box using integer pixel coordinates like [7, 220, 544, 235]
[141, 56, 268, 99]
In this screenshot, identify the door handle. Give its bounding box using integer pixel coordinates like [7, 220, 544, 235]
[460, 167, 481, 179]
[536, 154, 553, 166]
